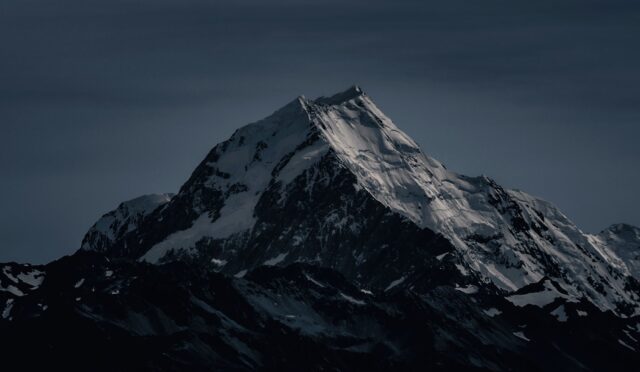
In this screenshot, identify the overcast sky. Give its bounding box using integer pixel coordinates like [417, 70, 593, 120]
[2, 0, 639, 263]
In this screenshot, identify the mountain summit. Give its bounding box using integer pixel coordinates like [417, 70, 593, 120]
[3, 86, 639, 371]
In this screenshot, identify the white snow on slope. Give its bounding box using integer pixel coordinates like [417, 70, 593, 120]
[2, 299, 14, 319]
[550, 305, 568, 322]
[142, 204, 259, 263]
[304, 273, 326, 288]
[618, 339, 636, 351]
[234, 270, 248, 278]
[17, 269, 44, 289]
[82, 193, 173, 250]
[385, 276, 406, 292]
[506, 280, 574, 308]
[3, 266, 44, 289]
[1, 266, 45, 296]
[142, 214, 216, 262]
[263, 253, 288, 266]
[455, 285, 478, 294]
[483, 308, 502, 317]
[513, 331, 530, 342]
[339, 293, 365, 306]
[211, 258, 227, 267]
[141, 98, 330, 263]
[0, 284, 24, 297]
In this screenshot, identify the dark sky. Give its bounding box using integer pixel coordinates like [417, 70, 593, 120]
[2, 0, 639, 263]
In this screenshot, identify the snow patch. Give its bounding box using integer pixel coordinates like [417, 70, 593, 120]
[385, 276, 406, 292]
[513, 331, 530, 342]
[2, 299, 14, 319]
[2, 266, 18, 283]
[234, 270, 248, 278]
[211, 258, 227, 267]
[455, 285, 478, 294]
[17, 269, 44, 288]
[0, 284, 24, 297]
[304, 273, 325, 288]
[483, 308, 502, 317]
[340, 293, 365, 306]
[550, 305, 568, 322]
[74, 278, 85, 288]
[618, 339, 636, 351]
[623, 330, 637, 343]
[455, 264, 469, 276]
[263, 252, 288, 266]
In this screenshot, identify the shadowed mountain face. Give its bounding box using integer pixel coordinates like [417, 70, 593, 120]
[2, 87, 640, 370]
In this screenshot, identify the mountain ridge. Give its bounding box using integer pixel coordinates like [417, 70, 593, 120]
[80, 86, 640, 316]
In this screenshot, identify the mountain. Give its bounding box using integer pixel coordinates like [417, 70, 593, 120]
[82, 85, 640, 316]
[2, 86, 640, 371]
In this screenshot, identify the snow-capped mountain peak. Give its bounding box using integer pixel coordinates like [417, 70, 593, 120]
[138, 86, 449, 263]
[80, 86, 640, 316]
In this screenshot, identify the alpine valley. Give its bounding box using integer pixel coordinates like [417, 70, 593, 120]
[2, 87, 639, 371]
